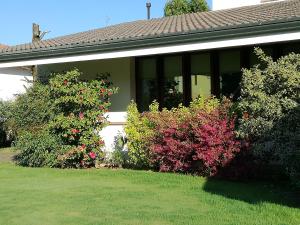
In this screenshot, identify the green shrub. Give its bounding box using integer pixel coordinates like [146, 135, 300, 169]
[15, 128, 61, 167]
[124, 96, 222, 170]
[48, 69, 118, 168]
[0, 100, 14, 147]
[109, 133, 129, 167]
[124, 101, 158, 169]
[238, 48, 300, 186]
[9, 82, 55, 136]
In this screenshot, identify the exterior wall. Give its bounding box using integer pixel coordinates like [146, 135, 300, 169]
[38, 57, 135, 112]
[0, 67, 32, 101]
[212, 0, 260, 10]
[38, 57, 135, 152]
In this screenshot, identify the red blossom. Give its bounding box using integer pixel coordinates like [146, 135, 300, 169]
[97, 140, 105, 146]
[71, 129, 80, 134]
[80, 144, 86, 151]
[79, 112, 84, 120]
[89, 152, 97, 159]
[63, 79, 68, 85]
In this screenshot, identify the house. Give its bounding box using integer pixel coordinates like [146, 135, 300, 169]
[0, 44, 32, 101]
[0, 0, 299, 151]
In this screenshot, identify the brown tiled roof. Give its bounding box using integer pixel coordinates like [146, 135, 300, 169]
[0, 44, 8, 49]
[0, 0, 299, 56]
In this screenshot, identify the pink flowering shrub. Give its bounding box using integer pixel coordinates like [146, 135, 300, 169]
[49, 69, 118, 168]
[148, 99, 242, 176]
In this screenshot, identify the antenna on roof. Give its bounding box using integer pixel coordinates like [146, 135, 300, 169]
[105, 16, 111, 26]
[32, 23, 50, 42]
[146, 1, 151, 20]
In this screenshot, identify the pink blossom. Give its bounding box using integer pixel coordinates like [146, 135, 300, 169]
[71, 129, 80, 134]
[89, 152, 97, 159]
[79, 112, 84, 120]
[80, 144, 86, 151]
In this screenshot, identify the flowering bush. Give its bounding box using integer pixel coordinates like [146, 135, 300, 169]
[150, 98, 241, 176]
[123, 96, 242, 176]
[48, 69, 118, 168]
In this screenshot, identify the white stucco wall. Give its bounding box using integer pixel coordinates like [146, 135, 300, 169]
[38, 57, 135, 112]
[0, 67, 32, 101]
[212, 0, 260, 10]
[38, 58, 135, 152]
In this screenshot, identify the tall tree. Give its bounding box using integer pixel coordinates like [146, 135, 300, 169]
[189, 0, 209, 13]
[164, 0, 209, 17]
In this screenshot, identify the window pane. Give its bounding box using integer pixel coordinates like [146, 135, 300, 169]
[137, 58, 157, 111]
[219, 50, 241, 98]
[163, 56, 183, 109]
[282, 42, 300, 55]
[191, 53, 211, 99]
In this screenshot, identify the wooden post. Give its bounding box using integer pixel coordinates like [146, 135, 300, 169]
[31, 23, 41, 82]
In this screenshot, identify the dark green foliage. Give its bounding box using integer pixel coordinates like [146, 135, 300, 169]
[189, 0, 209, 13]
[164, 0, 209, 17]
[15, 129, 61, 167]
[0, 101, 14, 147]
[10, 82, 55, 135]
[238, 48, 300, 187]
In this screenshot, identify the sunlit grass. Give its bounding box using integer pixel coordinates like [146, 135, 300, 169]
[0, 149, 299, 225]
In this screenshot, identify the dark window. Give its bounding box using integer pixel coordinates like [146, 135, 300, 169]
[135, 41, 300, 110]
[282, 42, 300, 55]
[219, 50, 241, 98]
[136, 58, 158, 111]
[163, 56, 184, 109]
[190, 53, 211, 99]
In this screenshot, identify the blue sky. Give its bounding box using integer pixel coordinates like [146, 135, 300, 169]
[0, 0, 212, 46]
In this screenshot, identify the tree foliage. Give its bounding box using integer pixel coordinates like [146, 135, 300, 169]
[164, 0, 209, 17]
[238, 48, 300, 186]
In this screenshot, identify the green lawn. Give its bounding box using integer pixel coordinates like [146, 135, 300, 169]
[0, 149, 299, 225]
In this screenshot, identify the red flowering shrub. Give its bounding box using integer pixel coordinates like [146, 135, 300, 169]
[149, 99, 242, 176]
[49, 69, 118, 168]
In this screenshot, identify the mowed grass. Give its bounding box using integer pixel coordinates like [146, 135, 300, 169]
[0, 149, 299, 225]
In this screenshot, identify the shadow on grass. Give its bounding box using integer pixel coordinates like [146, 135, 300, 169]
[203, 178, 300, 208]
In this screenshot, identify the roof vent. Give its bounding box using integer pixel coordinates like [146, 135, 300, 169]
[146, 1, 151, 20]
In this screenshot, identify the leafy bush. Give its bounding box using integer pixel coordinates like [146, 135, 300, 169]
[0, 100, 14, 147]
[109, 133, 129, 167]
[124, 96, 242, 176]
[15, 129, 61, 167]
[238, 48, 300, 186]
[8, 82, 55, 137]
[150, 98, 241, 176]
[124, 101, 158, 169]
[48, 69, 118, 168]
